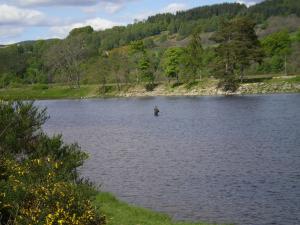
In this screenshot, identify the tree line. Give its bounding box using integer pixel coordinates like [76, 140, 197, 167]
[0, 0, 300, 91]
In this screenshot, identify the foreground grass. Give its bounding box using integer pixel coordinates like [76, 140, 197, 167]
[94, 192, 223, 225]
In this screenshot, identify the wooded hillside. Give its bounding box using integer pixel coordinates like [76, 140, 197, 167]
[0, 0, 299, 90]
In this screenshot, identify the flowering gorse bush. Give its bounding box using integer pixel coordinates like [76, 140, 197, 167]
[0, 101, 105, 225]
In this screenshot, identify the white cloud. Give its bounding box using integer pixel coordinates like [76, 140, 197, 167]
[0, 26, 25, 45]
[162, 3, 187, 14]
[236, 0, 263, 7]
[0, 26, 24, 38]
[82, 2, 124, 14]
[50, 17, 120, 37]
[133, 11, 153, 21]
[0, 4, 46, 26]
[133, 2, 187, 21]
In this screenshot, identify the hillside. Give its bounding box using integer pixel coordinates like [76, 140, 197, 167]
[0, 0, 300, 91]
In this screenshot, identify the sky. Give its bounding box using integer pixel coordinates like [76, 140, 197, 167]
[0, 0, 263, 44]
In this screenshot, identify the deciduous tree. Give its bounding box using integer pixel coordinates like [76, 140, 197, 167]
[163, 47, 184, 82]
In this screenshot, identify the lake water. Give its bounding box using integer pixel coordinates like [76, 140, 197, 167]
[38, 94, 300, 225]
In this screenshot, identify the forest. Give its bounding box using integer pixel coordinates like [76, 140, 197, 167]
[0, 0, 300, 92]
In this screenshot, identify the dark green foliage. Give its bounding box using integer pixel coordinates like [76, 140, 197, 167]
[143, 38, 156, 48]
[246, 0, 300, 22]
[182, 26, 204, 81]
[180, 3, 246, 20]
[44, 35, 92, 88]
[217, 77, 239, 92]
[130, 40, 155, 87]
[130, 40, 146, 54]
[0, 101, 87, 171]
[163, 47, 184, 81]
[0, 101, 104, 224]
[144, 83, 157, 91]
[260, 30, 292, 73]
[296, 29, 300, 42]
[69, 26, 94, 37]
[261, 30, 291, 56]
[0, 45, 27, 81]
[212, 17, 263, 89]
[0, 0, 300, 87]
[138, 54, 154, 84]
[159, 34, 168, 43]
[0, 101, 48, 155]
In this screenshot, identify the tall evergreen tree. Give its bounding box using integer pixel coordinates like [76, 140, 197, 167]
[212, 17, 264, 87]
[183, 26, 204, 81]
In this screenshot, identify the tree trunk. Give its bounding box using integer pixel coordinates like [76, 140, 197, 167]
[76, 73, 80, 88]
[240, 66, 244, 83]
[284, 55, 287, 76]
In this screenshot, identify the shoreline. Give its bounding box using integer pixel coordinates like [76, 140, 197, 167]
[94, 192, 228, 225]
[0, 76, 299, 100]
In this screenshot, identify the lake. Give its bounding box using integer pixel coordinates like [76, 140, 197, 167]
[38, 94, 300, 225]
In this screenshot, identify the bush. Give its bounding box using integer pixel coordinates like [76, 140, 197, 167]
[218, 78, 239, 92]
[0, 157, 105, 225]
[0, 101, 105, 225]
[0, 101, 48, 155]
[171, 82, 183, 88]
[144, 83, 157, 91]
[32, 84, 49, 90]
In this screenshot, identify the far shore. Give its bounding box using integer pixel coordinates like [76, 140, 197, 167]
[0, 75, 299, 100]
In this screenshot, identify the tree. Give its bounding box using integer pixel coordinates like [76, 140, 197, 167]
[183, 26, 204, 81]
[211, 17, 263, 89]
[138, 53, 154, 84]
[261, 30, 292, 75]
[44, 36, 88, 88]
[130, 40, 146, 54]
[296, 29, 300, 42]
[0, 101, 105, 225]
[162, 47, 184, 82]
[68, 26, 94, 37]
[130, 40, 155, 88]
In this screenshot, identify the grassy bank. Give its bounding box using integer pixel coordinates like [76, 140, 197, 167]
[94, 192, 225, 225]
[0, 75, 299, 100]
[0, 84, 100, 100]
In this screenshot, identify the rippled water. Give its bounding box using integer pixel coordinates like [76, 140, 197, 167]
[38, 94, 300, 225]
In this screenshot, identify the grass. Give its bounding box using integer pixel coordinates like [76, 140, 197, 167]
[0, 84, 100, 100]
[184, 78, 218, 90]
[266, 75, 300, 84]
[0, 75, 299, 100]
[94, 192, 224, 225]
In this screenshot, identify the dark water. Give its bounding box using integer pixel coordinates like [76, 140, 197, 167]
[38, 94, 300, 225]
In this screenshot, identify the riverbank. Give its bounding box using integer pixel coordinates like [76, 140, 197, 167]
[94, 192, 226, 225]
[0, 75, 299, 100]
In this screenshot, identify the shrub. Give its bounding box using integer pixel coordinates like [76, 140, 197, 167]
[144, 83, 157, 91]
[218, 78, 239, 92]
[0, 157, 105, 225]
[0, 101, 105, 225]
[32, 84, 49, 90]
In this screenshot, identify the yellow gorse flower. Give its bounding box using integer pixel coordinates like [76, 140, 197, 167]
[1, 158, 105, 225]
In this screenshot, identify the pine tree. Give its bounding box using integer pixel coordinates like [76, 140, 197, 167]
[183, 26, 204, 81]
[212, 17, 264, 89]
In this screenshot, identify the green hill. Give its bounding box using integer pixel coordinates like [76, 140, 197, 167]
[0, 0, 300, 89]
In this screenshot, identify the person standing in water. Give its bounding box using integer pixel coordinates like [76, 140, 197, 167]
[154, 106, 159, 116]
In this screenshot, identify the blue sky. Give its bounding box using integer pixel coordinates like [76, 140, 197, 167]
[0, 0, 262, 44]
